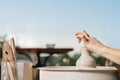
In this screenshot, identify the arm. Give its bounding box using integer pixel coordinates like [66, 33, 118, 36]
[102, 47, 120, 64]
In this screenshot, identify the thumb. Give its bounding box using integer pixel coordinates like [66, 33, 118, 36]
[81, 36, 88, 43]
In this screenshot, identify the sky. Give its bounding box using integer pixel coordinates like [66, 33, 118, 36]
[0, 0, 120, 54]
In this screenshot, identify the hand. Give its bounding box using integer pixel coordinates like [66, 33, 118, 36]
[75, 30, 107, 56]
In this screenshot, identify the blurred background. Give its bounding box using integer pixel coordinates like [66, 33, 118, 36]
[0, 0, 120, 66]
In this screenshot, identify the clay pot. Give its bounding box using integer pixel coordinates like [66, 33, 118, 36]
[76, 47, 96, 68]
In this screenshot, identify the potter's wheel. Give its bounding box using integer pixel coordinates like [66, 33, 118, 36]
[39, 66, 119, 80]
[39, 66, 117, 71]
[39, 48, 119, 80]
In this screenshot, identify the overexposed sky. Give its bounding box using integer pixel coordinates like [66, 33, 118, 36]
[0, 0, 120, 53]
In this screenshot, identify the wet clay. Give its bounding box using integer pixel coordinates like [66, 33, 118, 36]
[76, 47, 96, 68]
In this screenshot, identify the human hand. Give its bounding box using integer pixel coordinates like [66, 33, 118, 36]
[75, 30, 107, 56]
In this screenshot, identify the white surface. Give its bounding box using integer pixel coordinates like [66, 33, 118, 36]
[17, 62, 24, 80]
[39, 66, 119, 80]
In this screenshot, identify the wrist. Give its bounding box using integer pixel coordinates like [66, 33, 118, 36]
[101, 46, 109, 57]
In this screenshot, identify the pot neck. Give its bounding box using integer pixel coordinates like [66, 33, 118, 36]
[81, 47, 90, 56]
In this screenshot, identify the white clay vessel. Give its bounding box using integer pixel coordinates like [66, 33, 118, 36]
[76, 47, 96, 68]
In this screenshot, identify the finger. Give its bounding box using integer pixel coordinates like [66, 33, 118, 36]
[81, 36, 88, 43]
[76, 31, 89, 39]
[76, 30, 90, 40]
[76, 34, 89, 42]
[76, 34, 84, 38]
[76, 37, 81, 43]
[76, 34, 87, 42]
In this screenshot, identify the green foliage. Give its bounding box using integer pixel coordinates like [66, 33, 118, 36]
[44, 53, 107, 66]
[59, 54, 73, 66]
[43, 53, 80, 66]
[92, 56, 106, 66]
